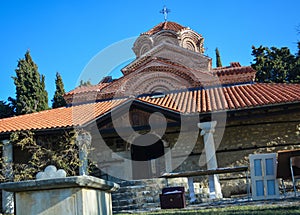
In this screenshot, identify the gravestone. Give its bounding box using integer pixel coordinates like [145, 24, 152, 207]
[0, 165, 119, 215]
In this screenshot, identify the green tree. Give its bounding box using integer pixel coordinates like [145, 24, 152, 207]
[52, 72, 67, 108]
[289, 41, 300, 83]
[10, 50, 49, 115]
[251, 45, 299, 83]
[79, 80, 92, 87]
[0, 100, 15, 119]
[215, 48, 223, 67]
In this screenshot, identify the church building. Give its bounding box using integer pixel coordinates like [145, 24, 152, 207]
[0, 20, 300, 211]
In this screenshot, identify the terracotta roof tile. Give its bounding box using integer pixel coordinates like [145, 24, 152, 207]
[0, 83, 299, 134]
[196, 90, 201, 112]
[201, 89, 207, 112]
[208, 88, 217, 111]
[65, 83, 110, 96]
[191, 91, 197, 113]
[252, 84, 277, 104]
[139, 83, 300, 113]
[142, 21, 187, 36]
[239, 85, 259, 106]
[0, 99, 127, 134]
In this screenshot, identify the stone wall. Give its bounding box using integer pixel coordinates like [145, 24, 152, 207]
[218, 111, 300, 166]
[194, 110, 300, 197]
[97, 108, 300, 199]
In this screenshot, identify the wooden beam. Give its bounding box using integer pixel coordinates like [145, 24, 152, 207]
[161, 166, 248, 178]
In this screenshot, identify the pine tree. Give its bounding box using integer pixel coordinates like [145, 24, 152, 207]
[11, 50, 49, 115]
[52, 72, 67, 108]
[251, 45, 298, 83]
[289, 41, 300, 83]
[215, 48, 223, 67]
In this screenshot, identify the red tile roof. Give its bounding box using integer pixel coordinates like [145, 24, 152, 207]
[0, 83, 299, 134]
[138, 83, 300, 113]
[64, 83, 110, 97]
[0, 99, 127, 134]
[213, 65, 256, 85]
[142, 21, 187, 35]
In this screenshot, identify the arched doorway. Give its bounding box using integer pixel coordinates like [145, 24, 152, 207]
[131, 134, 165, 179]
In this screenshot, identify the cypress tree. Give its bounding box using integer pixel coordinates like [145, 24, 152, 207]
[40, 74, 49, 110]
[11, 50, 49, 115]
[215, 48, 223, 67]
[52, 72, 67, 108]
[79, 80, 92, 87]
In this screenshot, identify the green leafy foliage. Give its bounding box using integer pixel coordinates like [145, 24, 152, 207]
[10, 50, 49, 115]
[79, 80, 92, 87]
[8, 130, 82, 182]
[0, 100, 15, 119]
[52, 72, 67, 108]
[251, 43, 300, 83]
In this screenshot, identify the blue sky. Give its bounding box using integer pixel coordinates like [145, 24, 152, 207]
[1, 1, 299, 103]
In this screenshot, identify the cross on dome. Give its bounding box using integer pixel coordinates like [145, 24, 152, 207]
[160, 5, 171, 21]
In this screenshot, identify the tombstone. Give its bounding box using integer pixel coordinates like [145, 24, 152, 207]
[0, 165, 119, 215]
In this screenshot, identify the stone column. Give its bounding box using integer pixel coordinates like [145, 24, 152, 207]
[164, 147, 172, 173]
[198, 121, 223, 199]
[76, 131, 92, 176]
[2, 139, 14, 214]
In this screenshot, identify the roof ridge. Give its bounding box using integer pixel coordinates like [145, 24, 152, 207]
[0, 107, 67, 122]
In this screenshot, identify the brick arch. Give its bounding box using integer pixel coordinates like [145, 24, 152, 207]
[120, 66, 200, 96]
[182, 39, 197, 52]
[153, 31, 179, 47]
[132, 35, 154, 57]
[179, 29, 205, 54]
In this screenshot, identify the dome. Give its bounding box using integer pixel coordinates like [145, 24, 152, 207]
[133, 21, 205, 57]
[142, 21, 188, 36]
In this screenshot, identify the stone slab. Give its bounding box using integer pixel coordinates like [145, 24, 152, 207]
[14, 187, 113, 215]
[0, 175, 119, 193]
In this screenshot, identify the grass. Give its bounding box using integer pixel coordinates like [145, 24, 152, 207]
[115, 204, 300, 215]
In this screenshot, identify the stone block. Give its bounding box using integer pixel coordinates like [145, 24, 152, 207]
[0, 175, 119, 215]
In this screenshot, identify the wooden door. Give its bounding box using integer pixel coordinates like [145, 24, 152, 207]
[249, 153, 279, 200]
[131, 135, 165, 179]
